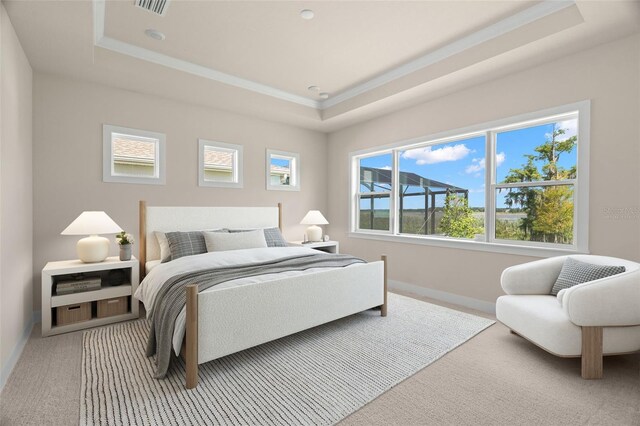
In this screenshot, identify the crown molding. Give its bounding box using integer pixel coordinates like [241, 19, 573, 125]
[92, 0, 576, 112]
[319, 0, 576, 110]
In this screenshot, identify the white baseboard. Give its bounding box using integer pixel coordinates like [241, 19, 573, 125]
[0, 311, 38, 392]
[389, 280, 496, 314]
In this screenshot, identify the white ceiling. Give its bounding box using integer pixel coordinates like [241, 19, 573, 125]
[4, 0, 640, 132]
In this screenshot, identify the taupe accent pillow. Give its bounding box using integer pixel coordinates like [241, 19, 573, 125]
[204, 229, 268, 252]
[228, 227, 288, 247]
[551, 257, 625, 296]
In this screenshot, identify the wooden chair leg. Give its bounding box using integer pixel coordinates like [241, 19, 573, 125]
[581, 326, 603, 379]
[380, 255, 388, 317]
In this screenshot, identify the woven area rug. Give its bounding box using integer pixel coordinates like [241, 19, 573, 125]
[81, 293, 494, 425]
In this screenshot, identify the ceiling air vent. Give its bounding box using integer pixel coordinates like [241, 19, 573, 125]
[135, 0, 170, 16]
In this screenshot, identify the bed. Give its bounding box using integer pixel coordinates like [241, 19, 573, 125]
[136, 201, 387, 389]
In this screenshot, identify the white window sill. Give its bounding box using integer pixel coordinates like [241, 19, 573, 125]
[348, 231, 588, 258]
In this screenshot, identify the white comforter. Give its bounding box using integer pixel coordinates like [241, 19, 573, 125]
[135, 247, 341, 355]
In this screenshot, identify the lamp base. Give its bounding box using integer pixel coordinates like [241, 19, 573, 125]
[77, 235, 110, 263]
[306, 225, 323, 242]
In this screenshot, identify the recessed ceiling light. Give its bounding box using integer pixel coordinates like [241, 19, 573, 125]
[319, 92, 329, 100]
[145, 29, 166, 41]
[300, 9, 314, 20]
[307, 85, 320, 92]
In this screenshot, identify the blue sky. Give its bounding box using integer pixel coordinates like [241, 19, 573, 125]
[271, 157, 291, 168]
[360, 119, 577, 209]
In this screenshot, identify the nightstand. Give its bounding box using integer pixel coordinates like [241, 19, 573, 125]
[288, 240, 339, 254]
[41, 256, 139, 337]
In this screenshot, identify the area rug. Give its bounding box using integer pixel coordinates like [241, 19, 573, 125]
[80, 293, 494, 425]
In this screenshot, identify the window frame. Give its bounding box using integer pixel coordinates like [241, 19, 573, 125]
[349, 101, 590, 257]
[266, 149, 300, 191]
[198, 139, 243, 188]
[355, 151, 394, 234]
[103, 124, 166, 185]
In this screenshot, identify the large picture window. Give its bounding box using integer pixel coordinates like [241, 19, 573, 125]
[349, 102, 589, 256]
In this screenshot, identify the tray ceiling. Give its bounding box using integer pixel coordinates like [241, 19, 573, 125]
[4, 0, 640, 131]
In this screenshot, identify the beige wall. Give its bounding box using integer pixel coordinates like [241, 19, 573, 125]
[0, 3, 33, 386]
[32, 73, 328, 309]
[327, 34, 640, 305]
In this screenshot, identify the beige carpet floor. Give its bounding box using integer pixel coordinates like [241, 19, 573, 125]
[1, 290, 638, 425]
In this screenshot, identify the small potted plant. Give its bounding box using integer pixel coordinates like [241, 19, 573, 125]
[116, 231, 134, 261]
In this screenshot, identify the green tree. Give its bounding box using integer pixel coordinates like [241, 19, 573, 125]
[439, 193, 482, 238]
[534, 128, 577, 180]
[502, 155, 541, 238]
[532, 186, 574, 243]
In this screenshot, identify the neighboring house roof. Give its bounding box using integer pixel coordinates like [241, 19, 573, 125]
[113, 137, 155, 164]
[204, 149, 232, 170]
[270, 165, 290, 175]
[113, 138, 291, 175]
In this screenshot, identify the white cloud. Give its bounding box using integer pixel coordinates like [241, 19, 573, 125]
[546, 119, 578, 140]
[464, 152, 505, 174]
[555, 119, 577, 139]
[402, 144, 470, 165]
[380, 165, 392, 170]
[465, 159, 483, 174]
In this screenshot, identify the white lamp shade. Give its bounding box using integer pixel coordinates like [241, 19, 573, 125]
[301, 210, 328, 242]
[61, 211, 122, 236]
[300, 210, 328, 225]
[61, 211, 122, 263]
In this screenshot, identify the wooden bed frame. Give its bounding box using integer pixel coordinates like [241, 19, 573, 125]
[138, 201, 387, 389]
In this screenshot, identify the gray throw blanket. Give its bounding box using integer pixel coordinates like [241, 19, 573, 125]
[146, 253, 365, 378]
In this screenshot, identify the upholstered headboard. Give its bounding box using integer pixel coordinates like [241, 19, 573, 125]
[139, 201, 281, 276]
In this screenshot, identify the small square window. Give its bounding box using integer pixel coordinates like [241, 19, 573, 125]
[103, 124, 165, 185]
[198, 139, 243, 188]
[266, 149, 300, 191]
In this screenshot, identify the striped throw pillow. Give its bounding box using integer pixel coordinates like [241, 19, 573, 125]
[551, 257, 625, 296]
[164, 231, 207, 262]
[263, 227, 288, 247]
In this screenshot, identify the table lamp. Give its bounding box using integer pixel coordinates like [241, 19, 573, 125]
[61, 211, 123, 263]
[300, 210, 328, 242]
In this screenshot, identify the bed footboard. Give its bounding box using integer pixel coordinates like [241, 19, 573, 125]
[185, 254, 388, 389]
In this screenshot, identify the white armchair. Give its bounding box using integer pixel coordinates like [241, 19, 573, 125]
[496, 255, 640, 379]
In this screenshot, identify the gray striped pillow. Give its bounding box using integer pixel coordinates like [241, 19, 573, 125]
[263, 227, 288, 247]
[551, 258, 625, 295]
[164, 231, 207, 262]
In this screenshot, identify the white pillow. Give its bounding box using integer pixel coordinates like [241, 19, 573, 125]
[204, 229, 267, 252]
[145, 260, 162, 274]
[154, 231, 171, 263]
